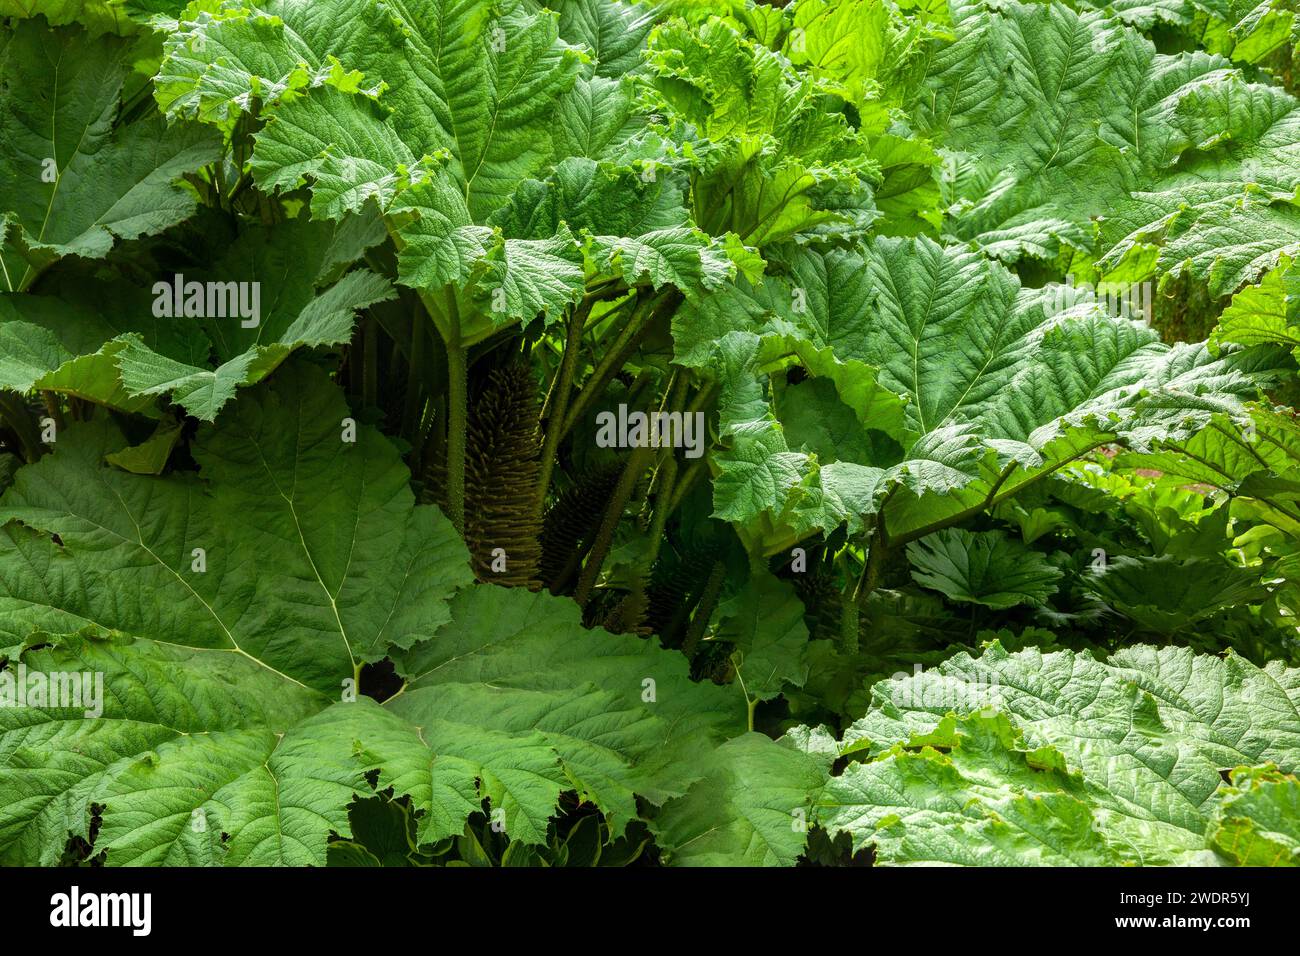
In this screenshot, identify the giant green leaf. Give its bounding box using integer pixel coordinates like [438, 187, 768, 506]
[649, 731, 833, 867]
[823, 712, 1118, 865]
[913, 0, 1300, 294]
[824, 642, 1300, 864]
[155, 0, 596, 346]
[554, 0, 656, 80]
[162, 0, 583, 220]
[389, 585, 745, 841]
[1, 216, 389, 420]
[1082, 554, 1269, 632]
[0, 629, 339, 866]
[907, 528, 1064, 609]
[0, 361, 473, 691]
[113, 218, 395, 420]
[0, 19, 220, 292]
[158, 1, 728, 345]
[1211, 766, 1300, 866]
[0, 285, 201, 413]
[0, 0, 183, 34]
[686, 236, 1263, 553]
[0, 577, 753, 864]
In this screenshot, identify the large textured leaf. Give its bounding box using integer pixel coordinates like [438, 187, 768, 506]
[685, 236, 1262, 552]
[153, 0, 594, 348]
[0, 20, 220, 291]
[391, 164, 587, 342]
[0, 584, 752, 865]
[649, 731, 834, 866]
[0, 629, 338, 866]
[705, 329, 900, 552]
[643, 16, 878, 246]
[1, 215, 389, 419]
[907, 528, 1064, 609]
[1211, 766, 1300, 865]
[166, 0, 583, 220]
[823, 642, 1300, 864]
[0, 284, 202, 413]
[554, 0, 656, 79]
[0, 362, 473, 691]
[914, 0, 1300, 294]
[158, 1, 726, 343]
[113, 218, 395, 420]
[823, 712, 1118, 865]
[388, 585, 745, 843]
[1076, 0, 1300, 76]
[1082, 554, 1269, 632]
[781, 0, 952, 108]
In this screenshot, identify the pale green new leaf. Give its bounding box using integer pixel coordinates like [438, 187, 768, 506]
[104, 416, 183, 474]
[1212, 255, 1300, 359]
[0, 0, 179, 34]
[644, 16, 878, 246]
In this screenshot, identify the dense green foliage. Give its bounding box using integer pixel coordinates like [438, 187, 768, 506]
[1, 0, 1298, 867]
